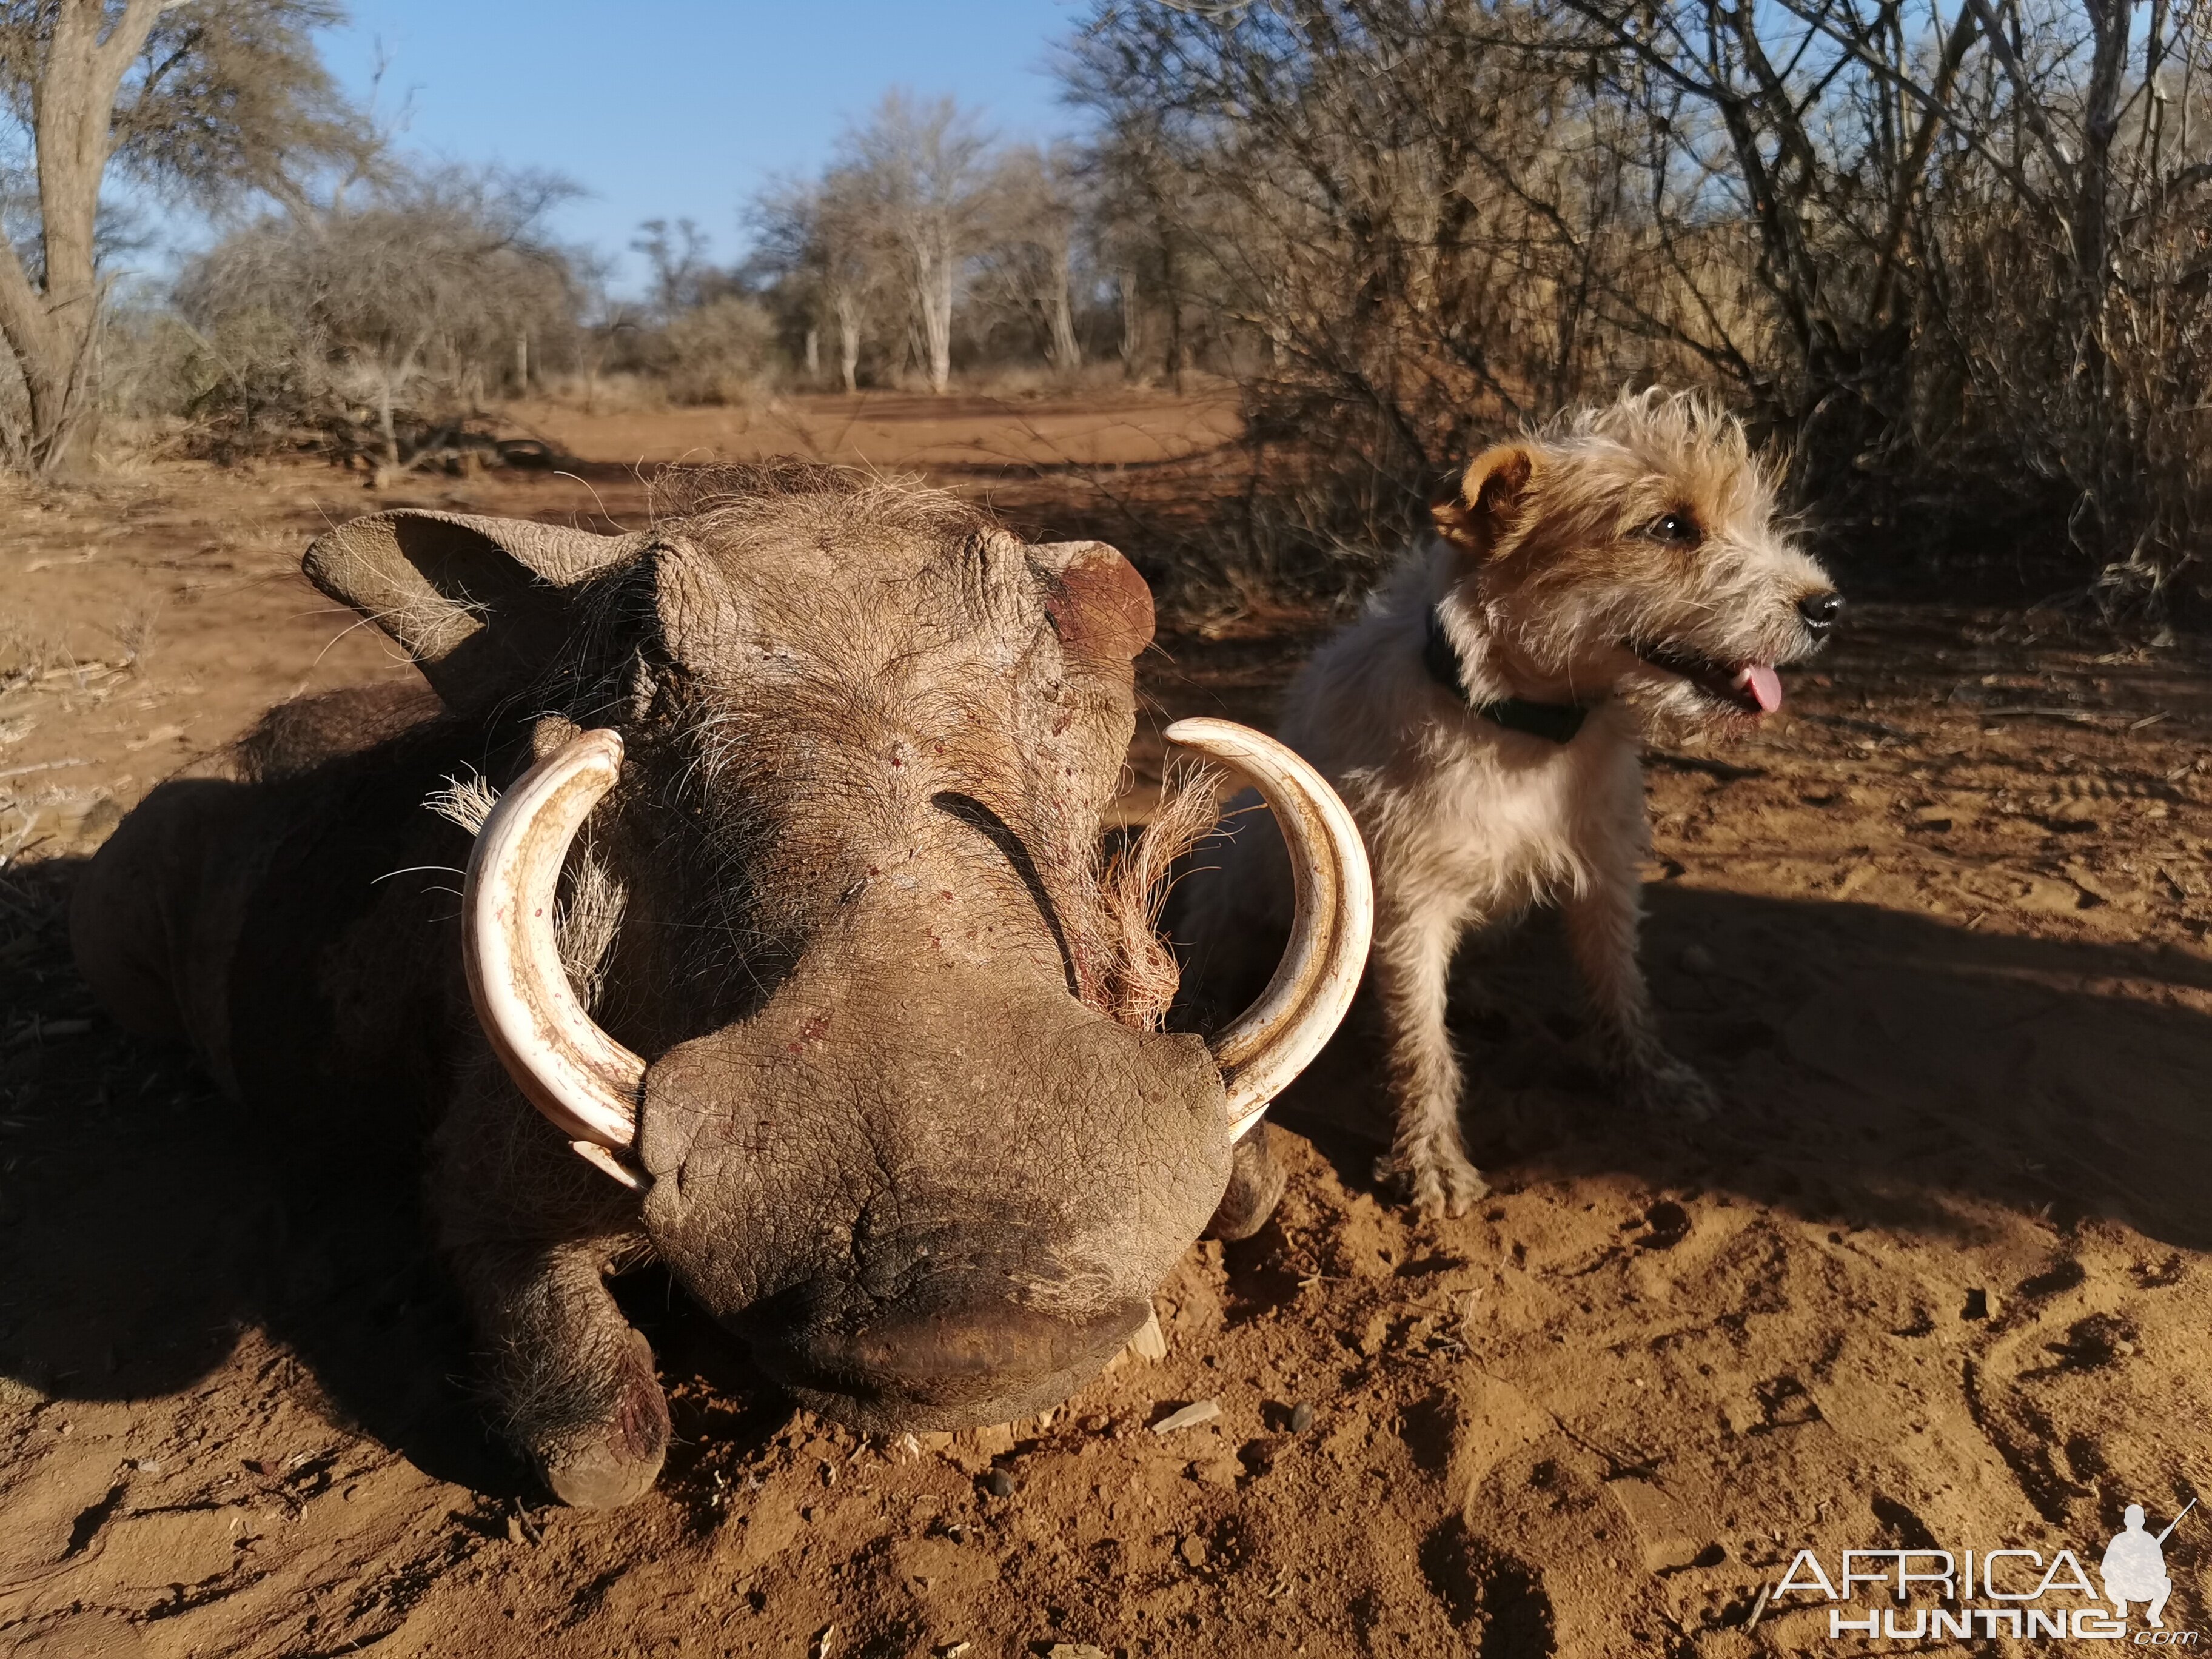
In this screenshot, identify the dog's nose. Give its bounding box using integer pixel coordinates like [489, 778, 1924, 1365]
[1797, 591, 1843, 634]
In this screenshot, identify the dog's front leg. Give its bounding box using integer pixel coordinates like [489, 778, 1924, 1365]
[1371, 905, 1489, 1215]
[1561, 856, 1718, 1121]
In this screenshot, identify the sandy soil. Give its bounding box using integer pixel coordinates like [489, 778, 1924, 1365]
[504, 387, 1244, 474]
[2, 398, 2209, 1658]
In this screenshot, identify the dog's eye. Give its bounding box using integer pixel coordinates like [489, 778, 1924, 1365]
[1646, 511, 1701, 545]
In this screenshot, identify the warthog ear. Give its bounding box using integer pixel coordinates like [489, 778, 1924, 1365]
[303, 511, 653, 714]
[1029, 538, 1155, 662]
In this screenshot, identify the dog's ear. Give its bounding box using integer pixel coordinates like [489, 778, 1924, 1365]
[1430, 444, 1534, 557]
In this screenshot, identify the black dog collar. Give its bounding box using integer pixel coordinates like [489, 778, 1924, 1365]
[1421, 608, 1594, 745]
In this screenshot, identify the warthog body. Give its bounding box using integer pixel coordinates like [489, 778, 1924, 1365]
[73, 466, 1368, 1505]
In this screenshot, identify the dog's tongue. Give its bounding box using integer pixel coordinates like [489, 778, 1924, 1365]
[1737, 663, 1784, 713]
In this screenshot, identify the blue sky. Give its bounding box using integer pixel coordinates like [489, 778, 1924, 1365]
[315, 1, 1088, 291]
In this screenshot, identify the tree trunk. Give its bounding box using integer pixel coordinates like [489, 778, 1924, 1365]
[919, 240, 953, 395]
[1048, 240, 1081, 374]
[833, 289, 861, 394]
[514, 333, 529, 395]
[9, 327, 96, 474]
[0, 0, 179, 475]
[804, 326, 820, 381]
[379, 372, 400, 471]
[1118, 269, 1141, 381]
[1156, 226, 1184, 393]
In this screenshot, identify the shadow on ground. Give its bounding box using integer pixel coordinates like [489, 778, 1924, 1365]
[4, 850, 2209, 1492]
[0, 857, 782, 1500]
[1271, 882, 2212, 1255]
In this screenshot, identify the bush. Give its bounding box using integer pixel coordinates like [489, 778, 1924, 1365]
[656, 297, 778, 405]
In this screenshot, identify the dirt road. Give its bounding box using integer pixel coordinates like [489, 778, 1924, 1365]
[2, 398, 2208, 1657]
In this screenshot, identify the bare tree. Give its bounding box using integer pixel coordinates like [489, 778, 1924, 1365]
[631, 216, 734, 323]
[751, 170, 885, 392]
[977, 142, 1087, 372]
[836, 90, 991, 395]
[1063, 0, 2212, 596]
[0, 0, 366, 472]
[1080, 112, 1195, 389]
[818, 171, 876, 392]
[1553, 0, 2212, 580]
[179, 163, 581, 469]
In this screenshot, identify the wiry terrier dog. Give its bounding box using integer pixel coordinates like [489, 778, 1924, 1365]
[1181, 392, 1841, 1216]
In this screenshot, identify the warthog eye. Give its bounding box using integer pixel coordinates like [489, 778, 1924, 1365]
[1644, 510, 1701, 546]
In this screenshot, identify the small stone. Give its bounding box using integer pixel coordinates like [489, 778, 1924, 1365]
[982, 1467, 1014, 1498]
[1180, 1533, 1208, 1567]
[1127, 1306, 1168, 1362]
[962, 1422, 1015, 1458]
[1190, 1453, 1242, 1489]
[1287, 1402, 1315, 1434]
[1045, 1646, 1107, 1659]
[1151, 1398, 1221, 1435]
[1604, 1476, 1706, 1574]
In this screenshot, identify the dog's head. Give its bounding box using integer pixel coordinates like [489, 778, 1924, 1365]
[1431, 391, 1840, 729]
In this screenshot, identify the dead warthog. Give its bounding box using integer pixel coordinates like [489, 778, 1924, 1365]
[72, 465, 1369, 1506]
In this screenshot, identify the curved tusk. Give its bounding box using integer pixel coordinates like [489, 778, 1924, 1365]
[462, 729, 648, 1188]
[1166, 718, 1374, 1141]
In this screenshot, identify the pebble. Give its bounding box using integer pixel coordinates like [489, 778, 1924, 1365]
[1151, 1399, 1221, 1435]
[1191, 1453, 1242, 1489]
[982, 1467, 1014, 1498]
[1127, 1308, 1168, 1362]
[1180, 1534, 1208, 1567]
[1287, 1402, 1315, 1434]
[1045, 1647, 1107, 1659]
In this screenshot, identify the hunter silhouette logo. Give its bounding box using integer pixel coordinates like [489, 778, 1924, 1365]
[1774, 1495, 2199, 1642]
[2103, 1501, 2193, 1629]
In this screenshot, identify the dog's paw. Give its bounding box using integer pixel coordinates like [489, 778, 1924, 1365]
[1625, 1055, 1720, 1122]
[1375, 1143, 1490, 1218]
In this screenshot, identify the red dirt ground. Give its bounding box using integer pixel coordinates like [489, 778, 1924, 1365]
[2, 394, 2209, 1658]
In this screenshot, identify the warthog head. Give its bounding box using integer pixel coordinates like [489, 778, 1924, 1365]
[301, 466, 1367, 1484]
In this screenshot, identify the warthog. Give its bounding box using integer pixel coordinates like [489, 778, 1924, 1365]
[73, 466, 1369, 1506]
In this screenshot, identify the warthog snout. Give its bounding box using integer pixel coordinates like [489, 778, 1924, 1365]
[617, 877, 1258, 1430]
[745, 1270, 1154, 1427]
